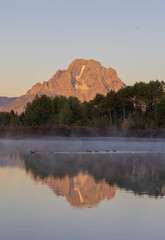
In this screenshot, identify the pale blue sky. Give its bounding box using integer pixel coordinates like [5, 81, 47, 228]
[0, 0, 165, 97]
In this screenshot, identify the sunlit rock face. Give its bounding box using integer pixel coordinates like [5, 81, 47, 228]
[29, 171, 117, 208]
[1, 59, 124, 114]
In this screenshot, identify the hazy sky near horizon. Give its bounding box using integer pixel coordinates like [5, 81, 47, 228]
[0, 0, 165, 97]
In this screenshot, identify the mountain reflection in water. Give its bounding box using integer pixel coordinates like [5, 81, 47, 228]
[19, 152, 165, 206]
[29, 172, 117, 208]
[1, 151, 165, 208]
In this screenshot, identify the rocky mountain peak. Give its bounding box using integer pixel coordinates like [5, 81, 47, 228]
[0, 59, 125, 113]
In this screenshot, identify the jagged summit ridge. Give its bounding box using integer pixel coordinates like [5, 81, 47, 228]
[1, 59, 124, 113]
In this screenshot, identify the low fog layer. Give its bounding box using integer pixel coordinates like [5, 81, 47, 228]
[0, 138, 165, 155]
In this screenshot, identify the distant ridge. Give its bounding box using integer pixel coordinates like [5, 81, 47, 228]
[1, 59, 125, 114]
[0, 97, 17, 108]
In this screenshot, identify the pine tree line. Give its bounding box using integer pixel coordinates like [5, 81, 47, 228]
[0, 80, 165, 129]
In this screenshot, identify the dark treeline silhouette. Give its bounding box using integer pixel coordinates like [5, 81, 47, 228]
[0, 80, 165, 129]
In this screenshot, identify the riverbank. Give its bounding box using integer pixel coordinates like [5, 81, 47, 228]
[0, 125, 165, 139]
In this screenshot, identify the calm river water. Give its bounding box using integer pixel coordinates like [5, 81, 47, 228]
[0, 138, 165, 240]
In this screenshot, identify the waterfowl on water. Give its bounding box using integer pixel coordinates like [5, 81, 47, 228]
[87, 149, 92, 152]
[95, 150, 99, 152]
[113, 149, 117, 152]
[106, 150, 110, 152]
[30, 151, 35, 154]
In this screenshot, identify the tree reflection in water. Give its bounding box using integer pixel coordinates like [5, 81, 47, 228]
[11, 152, 164, 207]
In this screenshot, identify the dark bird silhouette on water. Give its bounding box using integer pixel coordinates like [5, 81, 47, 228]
[95, 150, 99, 152]
[106, 150, 110, 152]
[30, 151, 35, 154]
[87, 149, 92, 152]
[113, 149, 117, 152]
[49, 150, 54, 154]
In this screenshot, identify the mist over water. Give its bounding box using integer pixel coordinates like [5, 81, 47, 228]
[1, 137, 165, 154]
[0, 138, 165, 240]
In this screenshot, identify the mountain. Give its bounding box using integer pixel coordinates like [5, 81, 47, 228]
[0, 97, 17, 108]
[1, 59, 125, 114]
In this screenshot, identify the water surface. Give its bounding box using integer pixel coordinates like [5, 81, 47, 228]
[0, 138, 165, 240]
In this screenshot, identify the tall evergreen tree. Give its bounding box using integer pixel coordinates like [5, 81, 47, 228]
[155, 95, 165, 127]
[58, 102, 73, 125]
[24, 95, 52, 126]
